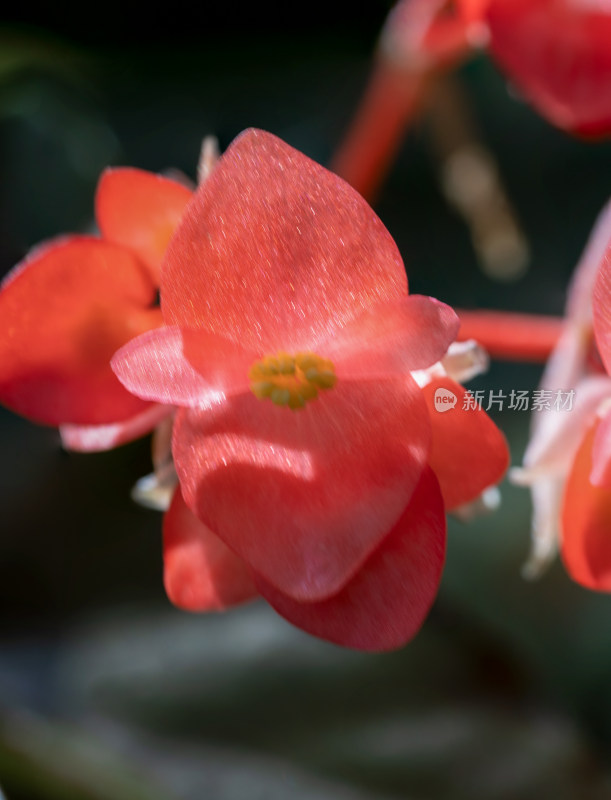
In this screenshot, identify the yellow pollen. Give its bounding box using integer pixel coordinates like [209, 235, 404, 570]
[249, 351, 337, 410]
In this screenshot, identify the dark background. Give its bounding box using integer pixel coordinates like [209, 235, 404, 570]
[2, 5, 611, 798]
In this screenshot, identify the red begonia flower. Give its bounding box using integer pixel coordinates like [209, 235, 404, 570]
[0, 168, 191, 433]
[113, 129, 508, 650]
[482, 0, 611, 137]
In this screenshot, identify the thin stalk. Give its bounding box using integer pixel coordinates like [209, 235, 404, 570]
[457, 309, 564, 362]
[331, 0, 473, 201]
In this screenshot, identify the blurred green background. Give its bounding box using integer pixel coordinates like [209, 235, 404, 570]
[2, 4, 611, 798]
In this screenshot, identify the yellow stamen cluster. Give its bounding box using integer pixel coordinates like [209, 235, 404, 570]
[249, 351, 337, 410]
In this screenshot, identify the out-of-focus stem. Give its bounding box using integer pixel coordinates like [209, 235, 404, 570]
[457, 309, 564, 362]
[427, 76, 530, 281]
[331, 0, 473, 202]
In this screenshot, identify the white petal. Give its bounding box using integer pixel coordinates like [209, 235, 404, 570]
[441, 339, 490, 384]
[521, 477, 564, 580]
[451, 485, 501, 522]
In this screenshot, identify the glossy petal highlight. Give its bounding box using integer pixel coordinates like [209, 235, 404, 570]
[112, 326, 253, 408]
[324, 295, 459, 379]
[173, 374, 430, 602]
[161, 129, 407, 350]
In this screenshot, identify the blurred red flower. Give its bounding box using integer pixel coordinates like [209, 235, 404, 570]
[113, 129, 508, 650]
[562, 209, 611, 588]
[0, 168, 192, 448]
[333, 0, 611, 199]
[512, 201, 611, 587]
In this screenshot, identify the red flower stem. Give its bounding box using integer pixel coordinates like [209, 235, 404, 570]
[457, 309, 564, 362]
[331, 59, 430, 203]
[331, 1, 473, 202]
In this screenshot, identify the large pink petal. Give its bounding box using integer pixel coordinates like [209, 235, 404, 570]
[161, 129, 407, 351]
[487, 0, 611, 136]
[164, 488, 258, 611]
[421, 377, 508, 510]
[0, 236, 159, 426]
[60, 404, 173, 452]
[256, 468, 446, 652]
[111, 326, 254, 407]
[173, 374, 430, 602]
[96, 168, 192, 285]
[323, 295, 459, 378]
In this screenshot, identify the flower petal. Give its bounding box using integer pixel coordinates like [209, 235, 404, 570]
[487, 0, 611, 136]
[515, 375, 611, 481]
[521, 475, 564, 580]
[164, 488, 258, 611]
[590, 404, 611, 487]
[173, 373, 430, 602]
[111, 326, 254, 407]
[60, 403, 172, 452]
[0, 236, 160, 426]
[256, 468, 446, 652]
[323, 295, 459, 378]
[567, 199, 611, 327]
[421, 377, 508, 509]
[592, 236, 611, 375]
[561, 415, 611, 591]
[161, 129, 407, 350]
[96, 168, 192, 284]
[458, 0, 491, 24]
